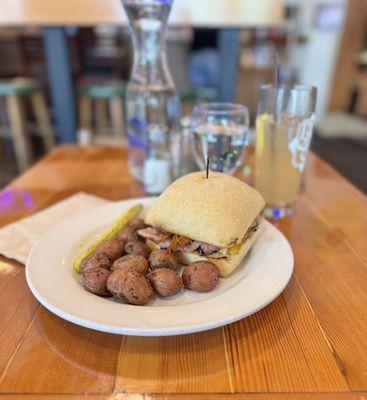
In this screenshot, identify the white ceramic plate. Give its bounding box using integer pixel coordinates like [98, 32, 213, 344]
[26, 197, 293, 336]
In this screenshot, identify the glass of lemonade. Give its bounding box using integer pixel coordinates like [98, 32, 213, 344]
[254, 84, 317, 218]
[191, 103, 249, 174]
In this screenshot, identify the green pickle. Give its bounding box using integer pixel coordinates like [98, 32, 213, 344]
[73, 204, 142, 273]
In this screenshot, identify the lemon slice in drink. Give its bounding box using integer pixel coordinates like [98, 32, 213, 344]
[73, 204, 142, 273]
[256, 113, 273, 157]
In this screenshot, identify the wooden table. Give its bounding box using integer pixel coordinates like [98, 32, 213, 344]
[0, 0, 283, 26]
[0, 145, 366, 399]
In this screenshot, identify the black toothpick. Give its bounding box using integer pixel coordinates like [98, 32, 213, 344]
[206, 156, 210, 179]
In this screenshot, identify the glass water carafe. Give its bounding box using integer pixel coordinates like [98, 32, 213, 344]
[122, 0, 181, 194]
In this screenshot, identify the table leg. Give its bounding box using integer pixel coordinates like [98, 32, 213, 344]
[217, 29, 240, 102]
[43, 27, 77, 143]
[95, 99, 108, 135]
[110, 97, 124, 138]
[6, 95, 32, 172]
[30, 91, 56, 151]
[79, 96, 93, 131]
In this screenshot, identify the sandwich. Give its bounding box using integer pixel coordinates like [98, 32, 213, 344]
[138, 172, 265, 277]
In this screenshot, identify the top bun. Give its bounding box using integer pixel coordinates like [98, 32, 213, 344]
[145, 172, 265, 247]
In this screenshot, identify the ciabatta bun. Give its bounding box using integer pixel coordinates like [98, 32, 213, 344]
[145, 172, 264, 248]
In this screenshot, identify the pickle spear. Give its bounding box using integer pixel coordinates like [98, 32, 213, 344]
[73, 204, 142, 273]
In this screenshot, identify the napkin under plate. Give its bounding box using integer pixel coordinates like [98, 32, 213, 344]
[0, 192, 110, 264]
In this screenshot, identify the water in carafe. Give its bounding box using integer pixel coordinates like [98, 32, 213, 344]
[123, 0, 181, 193]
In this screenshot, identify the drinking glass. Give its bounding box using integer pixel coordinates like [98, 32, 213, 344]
[191, 103, 249, 174]
[254, 84, 317, 218]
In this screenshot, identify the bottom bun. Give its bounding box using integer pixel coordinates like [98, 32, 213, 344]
[146, 219, 263, 277]
[177, 222, 262, 277]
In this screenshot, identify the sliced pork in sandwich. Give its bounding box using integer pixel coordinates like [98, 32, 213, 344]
[138, 171, 265, 277]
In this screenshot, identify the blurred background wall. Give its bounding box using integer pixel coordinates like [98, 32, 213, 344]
[290, 0, 346, 117]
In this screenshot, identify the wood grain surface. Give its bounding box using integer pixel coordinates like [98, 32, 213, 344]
[0, 0, 283, 27]
[0, 145, 366, 400]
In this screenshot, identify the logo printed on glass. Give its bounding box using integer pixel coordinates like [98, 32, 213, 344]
[288, 116, 314, 172]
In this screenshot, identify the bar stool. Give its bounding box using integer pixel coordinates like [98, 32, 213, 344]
[0, 78, 55, 172]
[78, 81, 126, 145]
[179, 87, 218, 115]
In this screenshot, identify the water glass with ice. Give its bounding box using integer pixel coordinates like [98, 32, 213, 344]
[191, 103, 249, 174]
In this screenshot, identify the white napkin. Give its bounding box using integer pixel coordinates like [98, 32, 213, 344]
[0, 192, 110, 264]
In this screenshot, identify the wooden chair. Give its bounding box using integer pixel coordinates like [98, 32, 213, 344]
[0, 78, 55, 172]
[78, 81, 126, 145]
